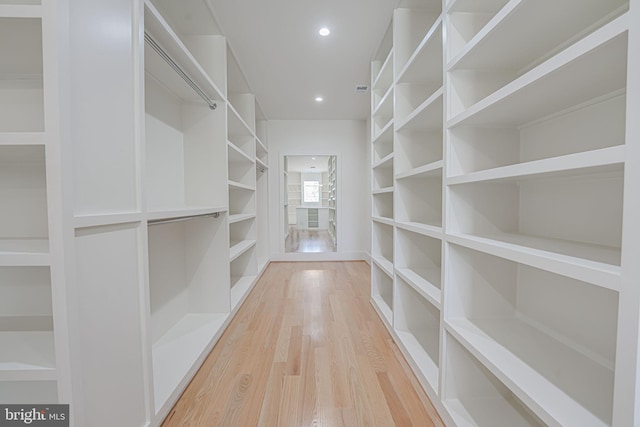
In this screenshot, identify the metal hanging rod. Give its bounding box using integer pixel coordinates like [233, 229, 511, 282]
[144, 31, 217, 111]
[148, 212, 221, 226]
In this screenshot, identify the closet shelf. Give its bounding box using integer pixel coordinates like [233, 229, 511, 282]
[447, 146, 624, 185]
[256, 138, 268, 154]
[228, 213, 255, 224]
[396, 160, 443, 180]
[372, 256, 393, 279]
[372, 187, 394, 195]
[227, 141, 254, 164]
[231, 275, 257, 309]
[152, 313, 228, 412]
[74, 212, 142, 229]
[0, 132, 44, 145]
[256, 158, 268, 171]
[371, 295, 392, 327]
[229, 239, 256, 262]
[372, 120, 393, 145]
[0, 239, 49, 266]
[448, 16, 628, 127]
[396, 221, 442, 240]
[228, 181, 255, 192]
[0, 331, 56, 381]
[372, 48, 394, 92]
[448, 233, 621, 291]
[448, 0, 627, 72]
[372, 85, 394, 118]
[227, 103, 255, 138]
[144, 1, 224, 104]
[0, 4, 42, 18]
[372, 152, 393, 169]
[396, 88, 443, 131]
[446, 317, 612, 427]
[397, 18, 443, 84]
[396, 330, 440, 391]
[396, 267, 441, 308]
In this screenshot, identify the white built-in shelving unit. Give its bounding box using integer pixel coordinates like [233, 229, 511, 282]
[0, 1, 65, 407]
[370, 0, 639, 425]
[1, 0, 270, 425]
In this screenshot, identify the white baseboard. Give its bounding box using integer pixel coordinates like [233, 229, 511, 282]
[363, 252, 371, 265]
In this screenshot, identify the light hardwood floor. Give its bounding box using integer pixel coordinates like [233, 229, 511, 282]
[162, 261, 444, 426]
[285, 226, 337, 253]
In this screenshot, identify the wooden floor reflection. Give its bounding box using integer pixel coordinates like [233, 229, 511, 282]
[285, 226, 336, 253]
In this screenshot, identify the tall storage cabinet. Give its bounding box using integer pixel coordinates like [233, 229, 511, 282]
[0, 0, 71, 408]
[2, 0, 271, 425]
[370, 0, 640, 425]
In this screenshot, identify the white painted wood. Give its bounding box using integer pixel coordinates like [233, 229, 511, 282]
[395, 274, 440, 390]
[371, 2, 638, 425]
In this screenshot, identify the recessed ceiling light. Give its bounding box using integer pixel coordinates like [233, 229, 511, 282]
[311, 157, 316, 160]
[319, 27, 330, 36]
[315, 96, 323, 102]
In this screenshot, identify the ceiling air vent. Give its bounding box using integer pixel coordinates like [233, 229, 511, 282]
[354, 85, 369, 94]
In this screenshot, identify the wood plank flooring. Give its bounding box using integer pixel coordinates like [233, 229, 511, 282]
[285, 226, 337, 253]
[162, 261, 444, 426]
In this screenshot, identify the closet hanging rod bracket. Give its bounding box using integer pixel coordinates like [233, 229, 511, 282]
[144, 32, 217, 110]
[148, 211, 221, 226]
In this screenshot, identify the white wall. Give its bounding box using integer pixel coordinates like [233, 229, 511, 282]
[267, 120, 368, 259]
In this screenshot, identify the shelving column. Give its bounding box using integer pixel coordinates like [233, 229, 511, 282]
[442, 0, 631, 425]
[0, 0, 68, 409]
[370, 21, 395, 327]
[391, 1, 444, 412]
[227, 93, 258, 310]
[142, 2, 230, 422]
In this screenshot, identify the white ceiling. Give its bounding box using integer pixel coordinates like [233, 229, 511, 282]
[207, 0, 397, 120]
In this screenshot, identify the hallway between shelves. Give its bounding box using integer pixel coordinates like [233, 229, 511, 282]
[162, 261, 444, 426]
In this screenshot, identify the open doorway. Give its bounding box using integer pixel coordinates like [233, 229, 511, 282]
[284, 155, 337, 253]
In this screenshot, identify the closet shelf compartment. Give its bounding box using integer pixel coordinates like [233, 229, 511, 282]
[152, 313, 228, 412]
[227, 103, 255, 140]
[229, 239, 256, 262]
[448, 233, 621, 291]
[372, 48, 394, 106]
[255, 158, 268, 171]
[444, 332, 545, 427]
[395, 227, 442, 305]
[448, 17, 628, 127]
[144, 1, 224, 104]
[395, 275, 440, 391]
[0, 331, 56, 381]
[447, 146, 624, 185]
[396, 88, 443, 131]
[372, 256, 393, 279]
[372, 152, 393, 170]
[397, 18, 443, 85]
[448, 0, 628, 73]
[446, 318, 612, 427]
[371, 262, 393, 326]
[396, 267, 441, 308]
[227, 141, 254, 165]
